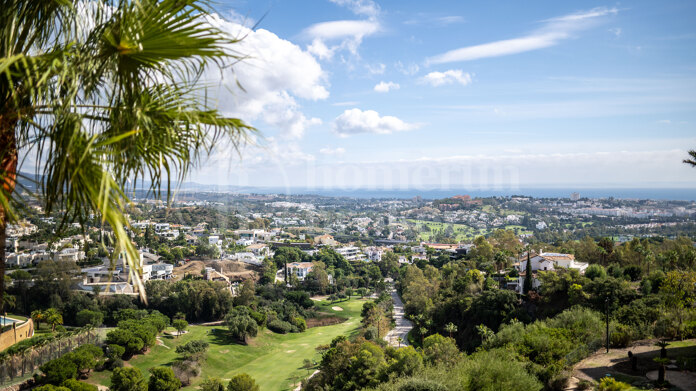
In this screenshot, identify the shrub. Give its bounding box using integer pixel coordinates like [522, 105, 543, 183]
[610, 324, 633, 348]
[227, 373, 260, 391]
[111, 367, 147, 391]
[108, 358, 124, 370]
[397, 378, 448, 391]
[149, 366, 181, 391]
[200, 378, 226, 391]
[40, 358, 77, 385]
[267, 319, 293, 334]
[364, 326, 378, 341]
[596, 377, 631, 391]
[292, 317, 307, 332]
[585, 265, 607, 280]
[61, 379, 97, 391]
[176, 340, 209, 357]
[75, 310, 104, 327]
[623, 266, 642, 281]
[461, 348, 542, 391]
[173, 359, 201, 386]
[106, 344, 126, 360]
[34, 386, 71, 391]
[576, 379, 593, 390]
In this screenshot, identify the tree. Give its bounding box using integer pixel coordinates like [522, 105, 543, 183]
[226, 313, 258, 344]
[75, 310, 103, 327]
[40, 358, 77, 385]
[0, 0, 254, 308]
[44, 308, 63, 332]
[235, 279, 255, 307]
[61, 379, 98, 391]
[684, 150, 696, 167]
[227, 373, 260, 391]
[523, 251, 534, 295]
[422, 334, 461, 366]
[172, 319, 188, 337]
[660, 270, 696, 339]
[200, 378, 225, 391]
[31, 309, 45, 330]
[111, 367, 147, 391]
[149, 367, 181, 391]
[444, 322, 458, 339]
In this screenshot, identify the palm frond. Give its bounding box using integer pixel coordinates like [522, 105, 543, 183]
[684, 150, 696, 167]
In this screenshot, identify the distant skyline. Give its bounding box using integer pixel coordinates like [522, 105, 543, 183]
[190, 0, 696, 189]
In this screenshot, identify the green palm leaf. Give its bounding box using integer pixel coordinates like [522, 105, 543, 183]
[0, 0, 255, 304]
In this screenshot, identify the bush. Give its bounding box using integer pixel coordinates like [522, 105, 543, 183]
[106, 344, 126, 360]
[364, 326, 378, 341]
[585, 264, 607, 280]
[292, 317, 307, 332]
[108, 358, 124, 370]
[267, 319, 293, 334]
[596, 377, 631, 391]
[397, 379, 447, 391]
[623, 266, 642, 281]
[176, 340, 209, 358]
[61, 379, 97, 391]
[610, 324, 633, 348]
[200, 378, 226, 391]
[40, 358, 77, 385]
[576, 379, 593, 390]
[75, 310, 104, 327]
[227, 373, 259, 391]
[149, 366, 181, 391]
[111, 367, 147, 391]
[34, 386, 71, 391]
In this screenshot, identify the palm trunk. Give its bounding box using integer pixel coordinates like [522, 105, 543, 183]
[1, 117, 19, 317]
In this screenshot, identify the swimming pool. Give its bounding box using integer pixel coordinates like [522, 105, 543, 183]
[0, 317, 18, 326]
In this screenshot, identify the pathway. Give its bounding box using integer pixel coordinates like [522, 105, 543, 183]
[384, 287, 412, 347]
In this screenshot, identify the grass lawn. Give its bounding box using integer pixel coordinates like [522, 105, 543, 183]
[408, 219, 486, 242]
[88, 298, 368, 391]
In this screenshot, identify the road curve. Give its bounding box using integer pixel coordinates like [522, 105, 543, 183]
[384, 287, 413, 347]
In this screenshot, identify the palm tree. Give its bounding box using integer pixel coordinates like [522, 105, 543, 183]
[43, 308, 63, 332]
[684, 150, 696, 167]
[0, 0, 253, 307]
[444, 322, 457, 339]
[30, 310, 44, 331]
[396, 336, 403, 348]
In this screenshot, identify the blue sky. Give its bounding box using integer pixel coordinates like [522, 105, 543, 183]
[193, 0, 696, 190]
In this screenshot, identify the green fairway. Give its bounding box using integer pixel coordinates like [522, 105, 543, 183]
[88, 298, 368, 391]
[408, 219, 487, 241]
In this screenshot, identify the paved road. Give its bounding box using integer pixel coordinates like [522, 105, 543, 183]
[384, 288, 413, 347]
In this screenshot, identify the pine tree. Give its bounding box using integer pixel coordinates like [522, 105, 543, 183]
[523, 251, 533, 295]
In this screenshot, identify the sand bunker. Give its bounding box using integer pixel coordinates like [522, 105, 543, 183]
[332, 306, 343, 311]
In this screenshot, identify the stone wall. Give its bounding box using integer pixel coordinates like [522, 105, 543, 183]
[0, 320, 34, 352]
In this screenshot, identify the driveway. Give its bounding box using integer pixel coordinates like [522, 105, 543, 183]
[384, 287, 412, 347]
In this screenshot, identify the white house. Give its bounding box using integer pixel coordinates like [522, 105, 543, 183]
[514, 252, 589, 293]
[336, 246, 365, 261]
[287, 262, 314, 280]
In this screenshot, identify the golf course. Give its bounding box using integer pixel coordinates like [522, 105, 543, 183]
[87, 298, 367, 391]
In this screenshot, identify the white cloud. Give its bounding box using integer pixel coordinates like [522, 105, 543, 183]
[404, 15, 464, 26]
[319, 147, 346, 155]
[421, 70, 472, 87]
[609, 27, 622, 37]
[305, 20, 380, 60]
[303, 0, 381, 60]
[374, 81, 400, 92]
[204, 14, 328, 139]
[657, 119, 672, 124]
[366, 63, 386, 75]
[333, 109, 419, 136]
[427, 7, 618, 64]
[395, 61, 420, 76]
[329, 0, 380, 18]
[332, 101, 360, 106]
